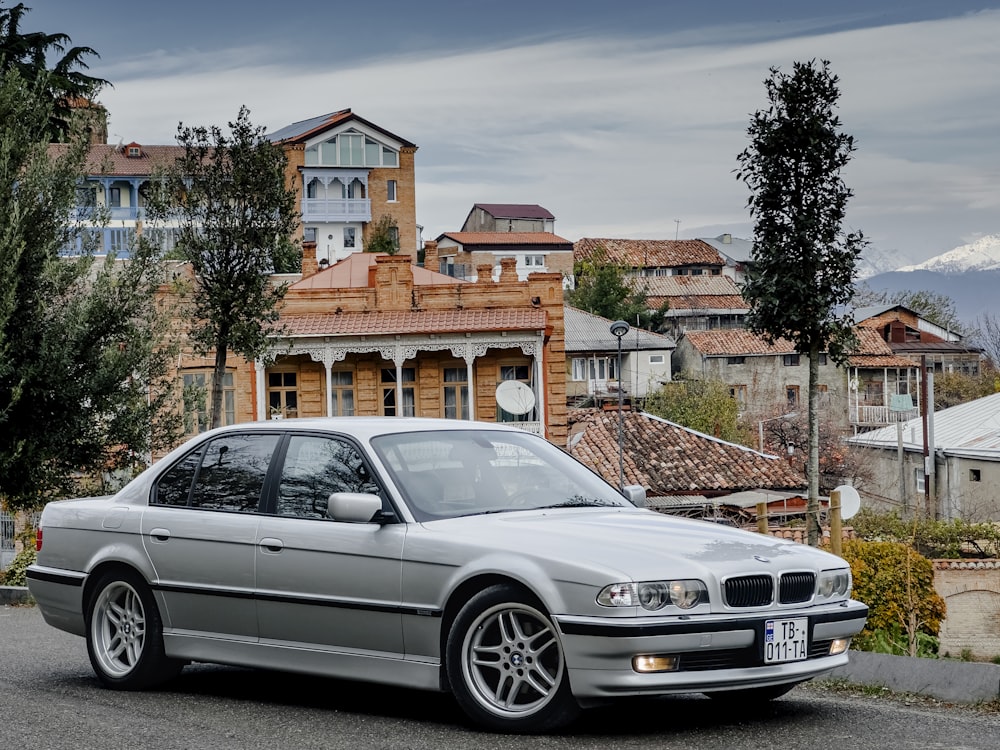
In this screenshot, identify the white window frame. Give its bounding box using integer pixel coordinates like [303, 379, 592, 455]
[387, 179, 397, 202]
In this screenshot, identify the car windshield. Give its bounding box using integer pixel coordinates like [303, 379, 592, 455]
[370, 429, 631, 521]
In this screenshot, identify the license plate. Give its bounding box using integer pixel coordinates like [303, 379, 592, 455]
[764, 618, 808, 664]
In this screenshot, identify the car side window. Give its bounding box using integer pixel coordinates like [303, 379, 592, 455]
[153, 447, 206, 506]
[186, 433, 281, 513]
[276, 435, 380, 519]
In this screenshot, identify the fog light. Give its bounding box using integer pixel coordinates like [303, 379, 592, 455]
[829, 638, 851, 655]
[632, 654, 679, 673]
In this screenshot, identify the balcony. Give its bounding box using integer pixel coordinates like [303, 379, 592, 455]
[302, 198, 371, 223]
[851, 404, 919, 427]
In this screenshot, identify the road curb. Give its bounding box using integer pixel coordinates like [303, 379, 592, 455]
[823, 650, 1000, 704]
[0, 586, 32, 605]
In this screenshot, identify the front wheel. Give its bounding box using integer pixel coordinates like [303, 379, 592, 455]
[85, 569, 182, 690]
[446, 584, 579, 733]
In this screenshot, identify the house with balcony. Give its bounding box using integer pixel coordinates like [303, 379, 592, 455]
[563, 307, 675, 406]
[166, 243, 569, 452]
[266, 110, 419, 265]
[673, 327, 919, 431]
[855, 304, 982, 375]
[50, 141, 187, 255]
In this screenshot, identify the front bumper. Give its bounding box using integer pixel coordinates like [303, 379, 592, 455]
[554, 600, 868, 698]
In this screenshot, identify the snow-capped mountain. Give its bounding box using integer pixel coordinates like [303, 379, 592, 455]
[897, 234, 1000, 274]
[855, 245, 910, 280]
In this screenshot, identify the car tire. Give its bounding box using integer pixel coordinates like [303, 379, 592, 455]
[446, 584, 580, 733]
[85, 569, 182, 690]
[705, 681, 800, 703]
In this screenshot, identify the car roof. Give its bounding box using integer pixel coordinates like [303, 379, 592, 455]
[201, 417, 526, 442]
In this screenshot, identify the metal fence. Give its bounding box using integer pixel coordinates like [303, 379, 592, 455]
[1, 511, 40, 567]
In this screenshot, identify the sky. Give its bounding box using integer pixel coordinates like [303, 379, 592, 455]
[24, 0, 1000, 267]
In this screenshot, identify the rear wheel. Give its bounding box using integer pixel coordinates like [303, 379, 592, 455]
[446, 584, 579, 733]
[85, 569, 182, 690]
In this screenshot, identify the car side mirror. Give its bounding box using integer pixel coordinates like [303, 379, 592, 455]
[622, 484, 646, 508]
[326, 492, 384, 523]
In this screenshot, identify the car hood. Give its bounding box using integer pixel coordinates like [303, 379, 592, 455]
[420, 507, 842, 581]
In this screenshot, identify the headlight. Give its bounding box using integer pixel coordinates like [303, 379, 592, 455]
[816, 569, 851, 599]
[598, 580, 707, 610]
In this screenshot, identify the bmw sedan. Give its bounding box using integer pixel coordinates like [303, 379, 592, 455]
[28, 418, 868, 732]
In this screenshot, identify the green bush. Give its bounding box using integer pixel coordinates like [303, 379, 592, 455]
[0, 546, 37, 587]
[851, 509, 1000, 559]
[840, 539, 946, 656]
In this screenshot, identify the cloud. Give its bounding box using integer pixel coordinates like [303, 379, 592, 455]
[95, 10, 1000, 263]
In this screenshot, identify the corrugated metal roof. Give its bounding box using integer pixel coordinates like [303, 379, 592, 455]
[563, 307, 675, 352]
[848, 391, 1000, 457]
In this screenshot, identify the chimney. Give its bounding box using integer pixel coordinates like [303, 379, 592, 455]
[302, 240, 318, 277]
[499, 257, 518, 283]
[476, 263, 494, 284]
[423, 240, 438, 271]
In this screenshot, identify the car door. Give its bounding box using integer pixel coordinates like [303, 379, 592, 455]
[255, 432, 405, 655]
[142, 431, 281, 641]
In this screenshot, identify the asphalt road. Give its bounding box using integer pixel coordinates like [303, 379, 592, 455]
[2, 604, 998, 750]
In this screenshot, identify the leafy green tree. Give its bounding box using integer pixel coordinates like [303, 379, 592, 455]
[162, 106, 299, 430]
[644, 377, 750, 444]
[0, 69, 180, 512]
[566, 246, 668, 329]
[933, 365, 999, 410]
[736, 59, 867, 545]
[0, 2, 109, 141]
[366, 213, 400, 255]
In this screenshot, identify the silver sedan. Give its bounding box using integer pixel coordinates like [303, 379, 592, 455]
[28, 418, 868, 732]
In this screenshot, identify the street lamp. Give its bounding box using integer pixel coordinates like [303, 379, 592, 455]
[610, 320, 630, 490]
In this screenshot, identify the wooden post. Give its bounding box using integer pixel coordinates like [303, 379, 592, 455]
[756, 501, 768, 535]
[830, 489, 842, 556]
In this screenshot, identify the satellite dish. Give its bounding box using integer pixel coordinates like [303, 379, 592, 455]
[495, 381, 536, 415]
[832, 485, 861, 520]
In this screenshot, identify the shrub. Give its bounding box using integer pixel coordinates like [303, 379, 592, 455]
[0, 546, 37, 587]
[840, 539, 946, 657]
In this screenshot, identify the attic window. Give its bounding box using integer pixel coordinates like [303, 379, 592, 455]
[127, 145, 141, 157]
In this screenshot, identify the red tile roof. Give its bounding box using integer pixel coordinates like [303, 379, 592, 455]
[638, 276, 750, 312]
[290, 253, 465, 289]
[281, 309, 547, 337]
[568, 410, 805, 494]
[575, 238, 725, 267]
[683, 329, 796, 356]
[682, 327, 918, 367]
[437, 232, 572, 247]
[49, 143, 186, 176]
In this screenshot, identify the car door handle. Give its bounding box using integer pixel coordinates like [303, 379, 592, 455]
[149, 528, 170, 543]
[259, 537, 283, 553]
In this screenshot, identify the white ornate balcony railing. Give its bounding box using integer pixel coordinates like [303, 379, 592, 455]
[302, 198, 371, 223]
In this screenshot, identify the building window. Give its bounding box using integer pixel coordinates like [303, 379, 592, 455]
[786, 385, 800, 408]
[381, 367, 415, 417]
[726, 356, 746, 365]
[108, 187, 121, 207]
[817, 353, 828, 366]
[524, 255, 545, 267]
[729, 385, 748, 407]
[783, 354, 801, 367]
[571, 358, 587, 381]
[330, 370, 355, 416]
[344, 227, 356, 248]
[443, 367, 469, 420]
[498, 363, 535, 423]
[182, 370, 235, 434]
[382, 146, 398, 166]
[914, 468, 925, 494]
[268, 371, 298, 419]
[970, 468, 981, 482]
[387, 179, 397, 202]
[127, 146, 140, 157]
[648, 354, 665, 365]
